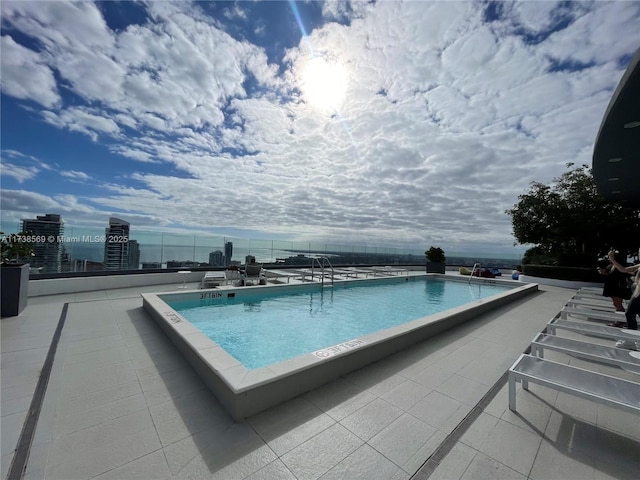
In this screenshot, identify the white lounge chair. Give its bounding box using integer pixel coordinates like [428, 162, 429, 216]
[508, 354, 640, 414]
[373, 266, 409, 276]
[339, 267, 374, 277]
[547, 318, 640, 342]
[263, 269, 303, 283]
[577, 287, 605, 295]
[369, 266, 395, 276]
[243, 263, 266, 286]
[224, 269, 243, 286]
[567, 297, 620, 309]
[294, 268, 333, 282]
[560, 306, 626, 324]
[332, 268, 361, 278]
[530, 333, 640, 374]
[200, 271, 224, 289]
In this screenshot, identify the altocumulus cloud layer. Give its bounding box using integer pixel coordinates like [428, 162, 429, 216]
[1, 1, 639, 254]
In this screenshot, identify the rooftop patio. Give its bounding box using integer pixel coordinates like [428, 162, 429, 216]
[1, 271, 638, 479]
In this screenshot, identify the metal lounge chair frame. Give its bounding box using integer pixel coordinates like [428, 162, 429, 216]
[372, 266, 410, 276]
[263, 269, 304, 283]
[547, 318, 640, 342]
[224, 269, 243, 286]
[508, 354, 640, 414]
[530, 333, 640, 374]
[560, 306, 627, 324]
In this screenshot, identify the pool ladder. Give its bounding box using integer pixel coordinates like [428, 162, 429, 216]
[311, 256, 335, 287]
[469, 263, 481, 284]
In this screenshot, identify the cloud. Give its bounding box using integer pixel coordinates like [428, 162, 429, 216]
[1, 1, 638, 254]
[0, 151, 55, 183]
[0, 163, 40, 183]
[2, 0, 282, 140]
[60, 170, 91, 181]
[1, 190, 62, 215]
[42, 107, 121, 141]
[0, 36, 60, 108]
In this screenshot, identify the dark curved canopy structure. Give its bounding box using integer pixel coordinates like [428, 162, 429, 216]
[592, 47, 640, 207]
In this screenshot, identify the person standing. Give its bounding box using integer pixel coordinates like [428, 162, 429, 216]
[598, 253, 631, 314]
[608, 249, 640, 349]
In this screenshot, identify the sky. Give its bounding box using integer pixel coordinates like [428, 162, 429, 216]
[1, 0, 639, 257]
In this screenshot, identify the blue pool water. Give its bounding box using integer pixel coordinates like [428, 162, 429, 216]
[167, 278, 512, 369]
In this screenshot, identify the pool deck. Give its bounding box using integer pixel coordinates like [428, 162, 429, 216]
[2, 272, 639, 479]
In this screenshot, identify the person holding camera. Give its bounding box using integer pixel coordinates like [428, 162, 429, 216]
[598, 253, 631, 314]
[607, 249, 640, 346]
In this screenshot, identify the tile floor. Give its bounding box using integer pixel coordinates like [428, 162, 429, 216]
[1, 277, 638, 479]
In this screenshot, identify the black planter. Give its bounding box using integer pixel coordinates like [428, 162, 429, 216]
[426, 261, 445, 274]
[1, 263, 29, 317]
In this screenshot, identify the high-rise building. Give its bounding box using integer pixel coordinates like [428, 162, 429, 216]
[128, 239, 140, 270]
[209, 250, 224, 266]
[21, 213, 64, 273]
[224, 241, 233, 266]
[104, 217, 130, 270]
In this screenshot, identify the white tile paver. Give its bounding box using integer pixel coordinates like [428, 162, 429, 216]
[248, 397, 336, 456]
[408, 390, 469, 434]
[5, 281, 634, 480]
[169, 423, 277, 480]
[148, 388, 232, 447]
[379, 379, 432, 411]
[319, 444, 405, 480]
[402, 429, 447, 474]
[91, 450, 172, 480]
[460, 452, 527, 480]
[460, 412, 542, 476]
[245, 459, 297, 480]
[435, 373, 487, 407]
[280, 423, 363, 480]
[340, 397, 404, 441]
[368, 413, 438, 467]
[44, 409, 162, 479]
[427, 441, 478, 480]
[303, 378, 377, 421]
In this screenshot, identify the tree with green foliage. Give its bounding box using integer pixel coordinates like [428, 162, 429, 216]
[506, 164, 640, 267]
[425, 246, 445, 263]
[1, 231, 35, 265]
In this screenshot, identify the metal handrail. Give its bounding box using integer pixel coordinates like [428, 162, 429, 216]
[311, 256, 335, 286]
[469, 263, 481, 284]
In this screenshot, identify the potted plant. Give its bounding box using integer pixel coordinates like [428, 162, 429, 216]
[1, 231, 35, 317]
[425, 246, 446, 274]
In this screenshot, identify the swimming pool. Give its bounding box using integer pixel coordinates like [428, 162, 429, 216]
[167, 279, 512, 370]
[142, 274, 537, 420]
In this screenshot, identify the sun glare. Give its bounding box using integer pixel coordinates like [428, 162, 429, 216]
[300, 57, 348, 111]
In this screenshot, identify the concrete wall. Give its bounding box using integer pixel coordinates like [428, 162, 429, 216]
[518, 274, 604, 290]
[28, 270, 206, 297]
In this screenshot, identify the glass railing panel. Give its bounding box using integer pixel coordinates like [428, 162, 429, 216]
[159, 233, 195, 266]
[2, 222, 524, 277]
[194, 234, 226, 267]
[60, 226, 106, 268]
[133, 230, 164, 269]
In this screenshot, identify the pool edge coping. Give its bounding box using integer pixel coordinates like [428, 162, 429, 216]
[141, 275, 538, 420]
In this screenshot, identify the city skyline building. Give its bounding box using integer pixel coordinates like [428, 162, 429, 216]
[104, 217, 130, 270]
[142, 262, 162, 269]
[128, 239, 140, 270]
[224, 241, 233, 266]
[21, 213, 64, 273]
[209, 250, 224, 266]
